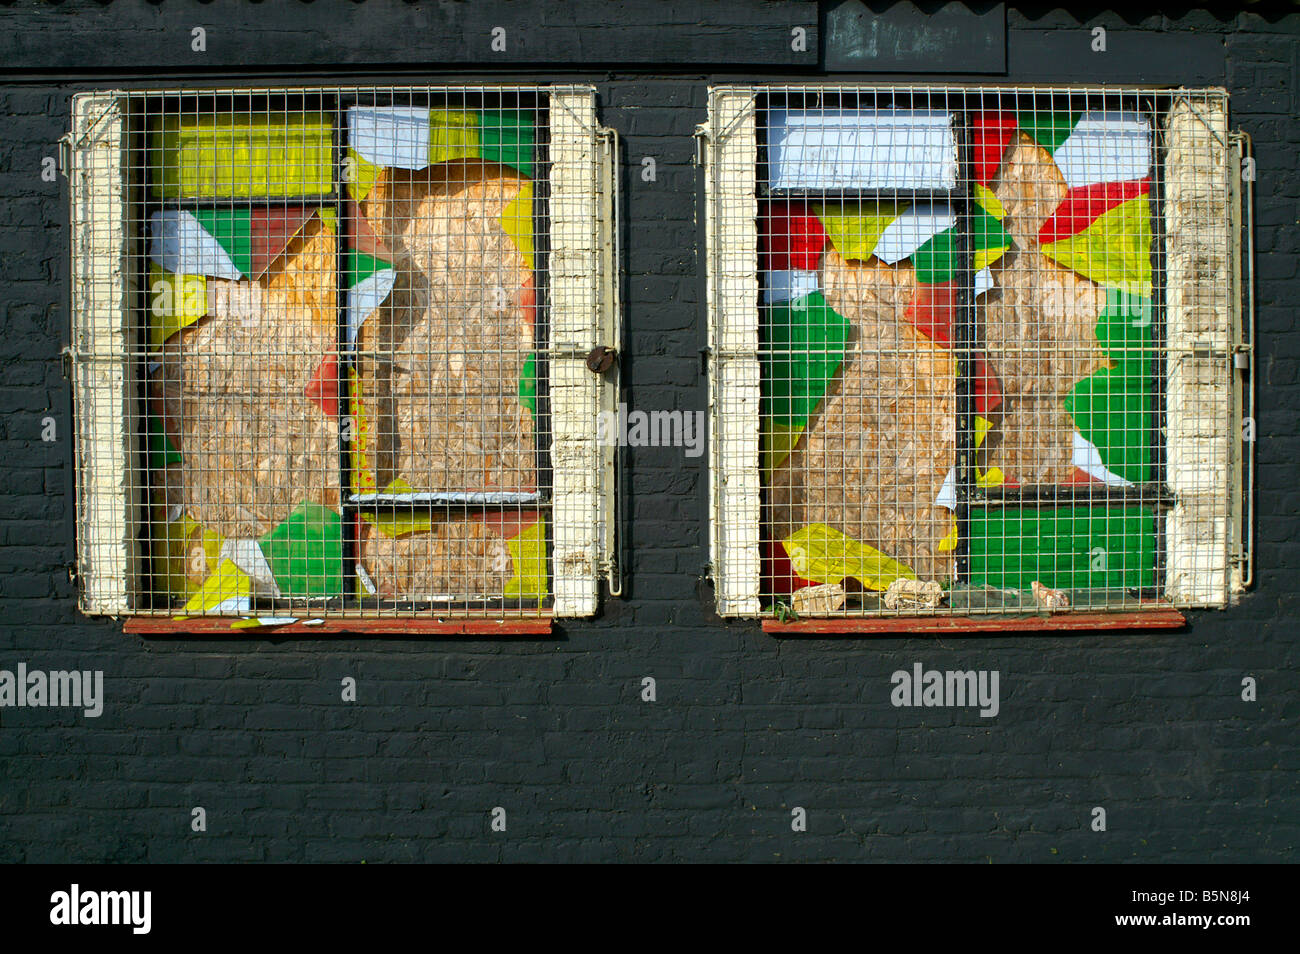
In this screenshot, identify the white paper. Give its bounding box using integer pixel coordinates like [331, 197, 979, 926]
[349, 490, 542, 506]
[1052, 111, 1151, 189]
[1071, 431, 1134, 486]
[872, 202, 956, 264]
[348, 106, 430, 170]
[975, 266, 994, 297]
[346, 269, 398, 343]
[936, 468, 957, 511]
[355, 564, 378, 595]
[202, 596, 251, 615]
[148, 210, 242, 280]
[764, 269, 821, 303]
[219, 538, 282, 598]
[768, 109, 957, 191]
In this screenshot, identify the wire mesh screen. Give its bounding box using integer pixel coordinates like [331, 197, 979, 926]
[728, 85, 1233, 619]
[111, 87, 552, 619]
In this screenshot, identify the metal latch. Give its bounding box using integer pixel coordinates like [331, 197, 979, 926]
[585, 346, 618, 375]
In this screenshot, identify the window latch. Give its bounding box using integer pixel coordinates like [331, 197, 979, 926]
[585, 345, 617, 375]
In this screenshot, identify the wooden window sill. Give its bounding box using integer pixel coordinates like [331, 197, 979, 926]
[761, 607, 1185, 635]
[123, 615, 553, 636]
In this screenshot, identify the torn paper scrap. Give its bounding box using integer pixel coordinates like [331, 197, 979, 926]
[790, 582, 847, 617]
[348, 106, 431, 169]
[1052, 112, 1152, 190]
[149, 210, 243, 280]
[346, 268, 397, 343]
[768, 109, 958, 191]
[1071, 431, 1135, 487]
[764, 269, 821, 304]
[883, 578, 944, 610]
[873, 202, 957, 264]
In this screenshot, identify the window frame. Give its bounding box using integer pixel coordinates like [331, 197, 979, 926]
[68, 84, 620, 633]
[702, 83, 1250, 631]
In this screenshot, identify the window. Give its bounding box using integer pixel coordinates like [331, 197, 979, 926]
[68, 86, 620, 633]
[701, 85, 1253, 630]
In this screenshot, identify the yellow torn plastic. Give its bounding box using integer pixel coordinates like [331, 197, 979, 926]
[1041, 195, 1152, 295]
[148, 265, 206, 350]
[359, 477, 435, 538]
[349, 371, 438, 536]
[152, 113, 334, 199]
[762, 421, 805, 476]
[499, 181, 534, 272]
[974, 184, 1007, 220]
[782, 523, 916, 591]
[181, 558, 251, 614]
[346, 147, 383, 204]
[152, 511, 224, 600]
[349, 368, 377, 495]
[429, 109, 481, 166]
[938, 519, 958, 553]
[504, 518, 548, 600]
[974, 245, 1010, 272]
[814, 201, 906, 262]
[976, 466, 1006, 489]
[974, 415, 993, 449]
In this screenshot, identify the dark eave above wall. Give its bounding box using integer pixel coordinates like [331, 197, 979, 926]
[0, 1, 1265, 88]
[0, 0, 829, 74]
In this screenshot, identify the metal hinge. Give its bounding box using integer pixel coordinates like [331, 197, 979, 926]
[693, 123, 710, 167]
[58, 132, 73, 179]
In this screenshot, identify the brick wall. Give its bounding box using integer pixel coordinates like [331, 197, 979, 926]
[0, 1, 1295, 862]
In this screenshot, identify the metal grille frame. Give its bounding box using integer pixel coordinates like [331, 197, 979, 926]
[702, 84, 1250, 622]
[69, 84, 619, 623]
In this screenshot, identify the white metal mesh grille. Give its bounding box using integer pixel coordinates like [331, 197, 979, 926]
[706, 85, 1242, 620]
[70, 85, 609, 621]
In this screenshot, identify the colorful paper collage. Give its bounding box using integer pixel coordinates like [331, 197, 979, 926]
[146, 106, 548, 617]
[760, 107, 1157, 600]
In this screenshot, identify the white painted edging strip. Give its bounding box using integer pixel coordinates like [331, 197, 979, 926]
[706, 87, 762, 616]
[70, 92, 138, 615]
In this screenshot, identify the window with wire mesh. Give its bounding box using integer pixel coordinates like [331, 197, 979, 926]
[752, 88, 1197, 619]
[132, 89, 549, 618]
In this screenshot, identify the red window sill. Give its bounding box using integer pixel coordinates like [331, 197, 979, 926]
[762, 607, 1185, 635]
[123, 615, 553, 636]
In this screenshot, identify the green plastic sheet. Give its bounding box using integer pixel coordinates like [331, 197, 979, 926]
[911, 228, 956, 285]
[346, 250, 393, 288]
[761, 291, 852, 429]
[1015, 111, 1081, 153]
[480, 110, 536, 179]
[910, 212, 1012, 285]
[147, 414, 182, 471]
[191, 208, 254, 278]
[969, 507, 1156, 591]
[258, 502, 344, 598]
[1064, 288, 1153, 484]
[519, 353, 537, 416]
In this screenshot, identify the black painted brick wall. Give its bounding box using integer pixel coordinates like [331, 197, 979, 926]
[0, 2, 1296, 862]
